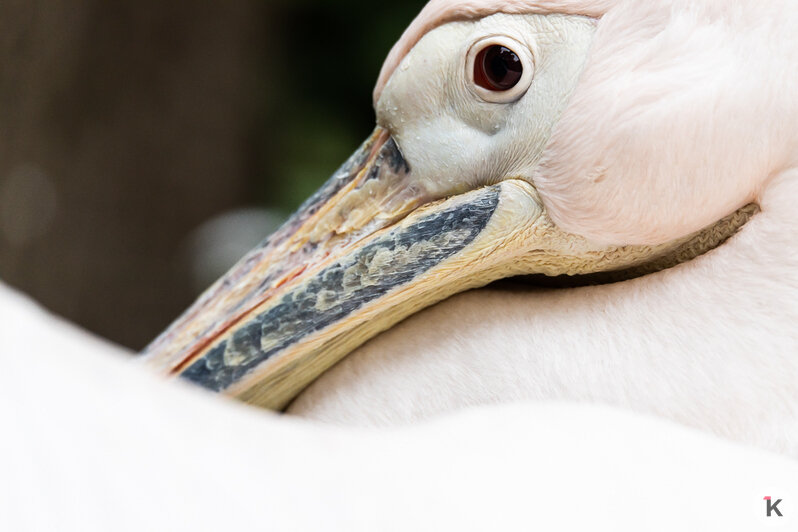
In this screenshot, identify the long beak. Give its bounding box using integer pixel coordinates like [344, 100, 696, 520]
[143, 127, 756, 410]
[143, 127, 534, 408]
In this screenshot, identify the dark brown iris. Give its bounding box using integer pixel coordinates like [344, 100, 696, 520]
[474, 45, 523, 92]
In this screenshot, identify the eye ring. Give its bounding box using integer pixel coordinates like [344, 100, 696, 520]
[466, 36, 534, 104]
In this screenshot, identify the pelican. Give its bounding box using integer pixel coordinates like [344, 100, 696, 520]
[138, 0, 798, 457]
[3, 0, 798, 528]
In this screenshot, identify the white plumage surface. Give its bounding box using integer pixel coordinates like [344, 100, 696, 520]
[1, 282, 796, 531]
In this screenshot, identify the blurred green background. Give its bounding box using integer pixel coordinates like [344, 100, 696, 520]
[0, 0, 426, 349]
[262, 0, 426, 209]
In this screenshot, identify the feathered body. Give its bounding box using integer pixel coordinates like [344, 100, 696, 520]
[1, 282, 796, 530]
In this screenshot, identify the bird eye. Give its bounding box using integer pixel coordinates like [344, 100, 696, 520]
[467, 36, 534, 104]
[474, 45, 523, 92]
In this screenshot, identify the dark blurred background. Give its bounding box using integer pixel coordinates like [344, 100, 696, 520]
[0, 0, 426, 349]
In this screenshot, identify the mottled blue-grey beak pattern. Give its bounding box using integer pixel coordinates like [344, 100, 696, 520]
[143, 128, 503, 409]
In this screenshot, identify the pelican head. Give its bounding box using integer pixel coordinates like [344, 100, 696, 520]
[143, 0, 797, 410]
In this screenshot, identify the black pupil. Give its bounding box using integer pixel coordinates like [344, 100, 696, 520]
[475, 45, 523, 92]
